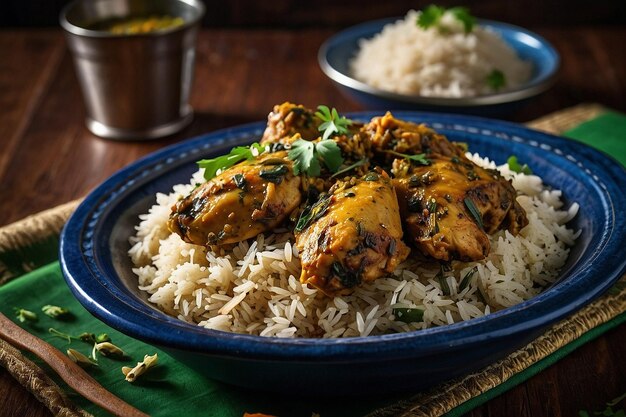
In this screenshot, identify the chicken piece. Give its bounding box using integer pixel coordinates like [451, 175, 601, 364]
[169, 151, 302, 247]
[393, 154, 528, 262]
[295, 171, 410, 295]
[365, 112, 464, 162]
[362, 111, 527, 262]
[261, 102, 320, 145]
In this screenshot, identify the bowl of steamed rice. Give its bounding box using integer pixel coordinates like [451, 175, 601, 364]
[319, 8, 559, 114]
[60, 110, 626, 395]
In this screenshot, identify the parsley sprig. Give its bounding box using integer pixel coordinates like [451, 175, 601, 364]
[288, 139, 344, 176]
[417, 5, 476, 34]
[315, 105, 353, 140]
[486, 69, 506, 91]
[197, 143, 266, 181]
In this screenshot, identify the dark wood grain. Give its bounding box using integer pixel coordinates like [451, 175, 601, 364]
[0, 26, 624, 417]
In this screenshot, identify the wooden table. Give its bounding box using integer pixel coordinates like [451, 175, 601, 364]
[1, 27, 625, 417]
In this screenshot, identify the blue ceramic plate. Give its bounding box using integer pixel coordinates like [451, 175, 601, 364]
[60, 113, 625, 395]
[319, 18, 560, 115]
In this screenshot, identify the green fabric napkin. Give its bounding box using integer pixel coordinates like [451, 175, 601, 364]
[0, 262, 400, 417]
[563, 111, 626, 166]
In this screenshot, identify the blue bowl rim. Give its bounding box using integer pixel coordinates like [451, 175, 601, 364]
[60, 111, 626, 362]
[318, 17, 561, 107]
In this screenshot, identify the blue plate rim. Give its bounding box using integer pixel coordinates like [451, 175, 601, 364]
[60, 111, 626, 361]
[318, 17, 561, 107]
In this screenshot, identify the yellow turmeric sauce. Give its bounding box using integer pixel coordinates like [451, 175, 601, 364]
[90, 15, 185, 34]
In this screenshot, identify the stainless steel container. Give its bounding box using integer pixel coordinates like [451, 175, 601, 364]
[60, 0, 205, 140]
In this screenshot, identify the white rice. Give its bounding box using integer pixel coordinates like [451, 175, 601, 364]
[350, 10, 532, 98]
[128, 155, 579, 338]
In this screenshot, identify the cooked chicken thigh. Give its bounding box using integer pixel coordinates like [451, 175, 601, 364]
[169, 151, 302, 246]
[365, 112, 528, 262]
[295, 171, 410, 295]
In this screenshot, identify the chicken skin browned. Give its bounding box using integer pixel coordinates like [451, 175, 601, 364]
[169, 151, 302, 246]
[364, 113, 528, 262]
[295, 172, 410, 295]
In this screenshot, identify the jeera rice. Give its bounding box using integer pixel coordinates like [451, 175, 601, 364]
[350, 9, 532, 98]
[128, 153, 580, 338]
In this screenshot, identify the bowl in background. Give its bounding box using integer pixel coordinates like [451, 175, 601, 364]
[319, 18, 560, 115]
[60, 113, 626, 395]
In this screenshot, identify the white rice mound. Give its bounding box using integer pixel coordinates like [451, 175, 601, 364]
[129, 156, 580, 338]
[350, 10, 532, 98]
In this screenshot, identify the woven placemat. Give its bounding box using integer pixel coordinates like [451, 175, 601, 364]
[1, 104, 624, 417]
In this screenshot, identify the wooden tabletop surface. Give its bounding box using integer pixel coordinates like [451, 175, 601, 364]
[0, 26, 625, 417]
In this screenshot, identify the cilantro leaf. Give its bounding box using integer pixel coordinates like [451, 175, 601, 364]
[315, 140, 344, 172]
[288, 139, 344, 177]
[315, 105, 352, 140]
[197, 142, 266, 181]
[507, 155, 533, 175]
[449, 7, 475, 33]
[417, 5, 476, 33]
[288, 140, 319, 176]
[487, 69, 506, 91]
[417, 5, 445, 30]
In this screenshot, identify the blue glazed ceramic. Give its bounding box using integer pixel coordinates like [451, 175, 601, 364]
[319, 18, 560, 115]
[60, 113, 626, 395]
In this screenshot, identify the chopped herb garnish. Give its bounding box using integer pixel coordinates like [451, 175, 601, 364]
[315, 105, 353, 140]
[14, 308, 37, 323]
[449, 7, 475, 33]
[330, 158, 368, 179]
[486, 69, 506, 91]
[288, 139, 344, 177]
[232, 173, 246, 189]
[507, 155, 533, 175]
[437, 274, 451, 296]
[197, 142, 266, 181]
[392, 307, 424, 323]
[295, 193, 332, 232]
[459, 267, 478, 291]
[42, 305, 71, 319]
[315, 140, 344, 172]
[386, 150, 431, 166]
[288, 140, 319, 176]
[331, 261, 361, 288]
[417, 5, 475, 34]
[464, 197, 484, 230]
[259, 164, 288, 184]
[417, 5, 445, 30]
